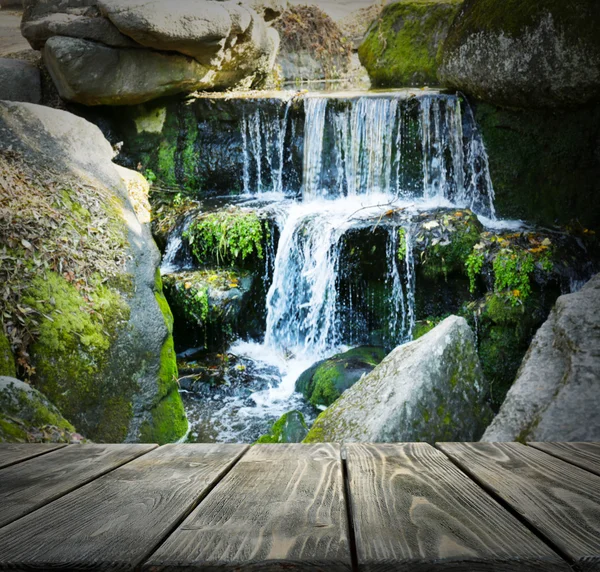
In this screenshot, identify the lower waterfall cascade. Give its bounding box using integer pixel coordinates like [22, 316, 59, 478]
[163, 91, 517, 442]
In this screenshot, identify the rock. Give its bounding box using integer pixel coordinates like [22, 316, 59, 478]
[256, 410, 309, 443]
[249, 0, 286, 22]
[162, 268, 257, 352]
[295, 346, 386, 408]
[482, 274, 600, 442]
[22, 12, 139, 50]
[358, 0, 463, 88]
[0, 102, 187, 444]
[0, 332, 16, 378]
[0, 377, 78, 443]
[97, 0, 234, 65]
[0, 58, 41, 103]
[272, 5, 352, 82]
[438, 0, 600, 108]
[304, 316, 492, 443]
[43, 36, 215, 106]
[114, 164, 151, 224]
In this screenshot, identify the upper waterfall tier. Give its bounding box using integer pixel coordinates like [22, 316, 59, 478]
[236, 91, 496, 218]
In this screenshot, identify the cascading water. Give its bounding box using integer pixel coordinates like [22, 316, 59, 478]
[173, 91, 499, 442]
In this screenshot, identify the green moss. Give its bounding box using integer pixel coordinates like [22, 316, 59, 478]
[185, 210, 265, 267]
[0, 416, 28, 442]
[256, 411, 309, 444]
[413, 316, 448, 339]
[475, 102, 600, 231]
[296, 346, 386, 408]
[0, 331, 16, 378]
[358, 0, 462, 87]
[23, 271, 134, 442]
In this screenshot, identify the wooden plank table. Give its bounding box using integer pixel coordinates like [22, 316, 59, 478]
[0, 442, 598, 571]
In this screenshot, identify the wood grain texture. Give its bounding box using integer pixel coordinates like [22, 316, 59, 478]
[0, 443, 157, 528]
[0, 443, 66, 469]
[143, 443, 352, 572]
[345, 443, 568, 572]
[528, 442, 600, 477]
[0, 444, 247, 571]
[437, 442, 600, 571]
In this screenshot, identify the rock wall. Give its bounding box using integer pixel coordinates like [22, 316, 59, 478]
[482, 273, 600, 442]
[0, 102, 187, 444]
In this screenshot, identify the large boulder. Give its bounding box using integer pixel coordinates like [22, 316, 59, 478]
[0, 377, 80, 443]
[295, 346, 386, 408]
[0, 102, 187, 444]
[482, 274, 600, 442]
[0, 58, 41, 103]
[438, 0, 600, 109]
[305, 316, 492, 443]
[23, 0, 280, 105]
[358, 0, 463, 88]
[43, 36, 213, 106]
[256, 411, 309, 443]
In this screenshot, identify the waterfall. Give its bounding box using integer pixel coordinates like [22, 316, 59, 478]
[302, 98, 328, 199]
[241, 99, 292, 195]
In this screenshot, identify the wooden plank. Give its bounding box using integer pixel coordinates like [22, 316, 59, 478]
[0, 443, 157, 528]
[0, 444, 247, 571]
[143, 443, 352, 572]
[0, 443, 66, 469]
[345, 443, 568, 571]
[438, 442, 600, 570]
[528, 442, 600, 477]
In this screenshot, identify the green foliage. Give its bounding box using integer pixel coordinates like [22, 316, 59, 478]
[185, 210, 265, 267]
[493, 249, 535, 305]
[398, 227, 407, 259]
[465, 251, 485, 293]
[0, 332, 16, 378]
[145, 169, 157, 183]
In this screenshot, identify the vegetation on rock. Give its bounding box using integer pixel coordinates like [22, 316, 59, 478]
[256, 410, 309, 443]
[358, 0, 463, 87]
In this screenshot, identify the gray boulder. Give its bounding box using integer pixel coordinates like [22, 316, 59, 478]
[305, 316, 492, 443]
[43, 36, 212, 106]
[0, 58, 41, 103]
[482, 274, 600, 442]
[438, 0, 600, 108]
[0, 377, 79, 443]
[0, 102, 187, 444]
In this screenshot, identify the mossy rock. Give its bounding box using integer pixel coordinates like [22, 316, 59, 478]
[163, 268, 258, 352]
[0, 332, 16, 378]
[296, 346, 386, 408]
[475, 101, 600, 230]
[256, 410, 309, 443]
[0, 377, 77, 443]
[358, 0, 463, 88]
[439, 0, 600, 108]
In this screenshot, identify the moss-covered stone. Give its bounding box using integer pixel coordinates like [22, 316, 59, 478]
[0, 332, 16, 378]
[163, 268, 258, 352]
[439, 0, 600, 108]
[475, 102, 600, 230]
[256, 410, 309, 443]
[0, 376, 77, 443]
[358, 0, 463, 88]
[296, 346, 386, 408]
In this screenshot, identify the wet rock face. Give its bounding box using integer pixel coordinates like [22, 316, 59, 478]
[257, 410, 309, 443]
[439, 0, 600, 108]
[358, 0, 463, 88]
[482, 273, 600, 442]
[22, 0, 280, 105]
[305, 316, 492, 443]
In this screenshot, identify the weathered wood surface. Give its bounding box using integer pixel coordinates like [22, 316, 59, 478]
[0, 443, 156, 528]
[437, 442, 600, 571]
[528, 442, 600, 477]
[144, 443, 352, 572]
[0, 442, 66, 469]
[345, 443, 568, 571]
[0, 444, 247, 571]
